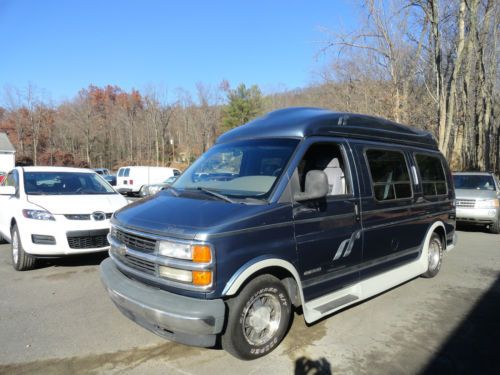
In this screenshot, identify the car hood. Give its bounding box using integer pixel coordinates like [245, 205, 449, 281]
[27, 194, 128, 214]
[455, 189, 499, 200]
[113, 191, 288, 240]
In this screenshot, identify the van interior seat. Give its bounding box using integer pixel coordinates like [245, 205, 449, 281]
[324, 158, 345, 195]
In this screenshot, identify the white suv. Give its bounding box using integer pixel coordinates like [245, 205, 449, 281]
[0, 167, 128, 270]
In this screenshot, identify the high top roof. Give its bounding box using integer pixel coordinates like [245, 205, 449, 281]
[217, 107, 438, 150]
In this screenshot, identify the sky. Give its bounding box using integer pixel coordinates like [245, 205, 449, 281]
[0, 0, 357, 104]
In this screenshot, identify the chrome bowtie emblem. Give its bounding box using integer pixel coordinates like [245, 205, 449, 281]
[92, 211, 106, 221]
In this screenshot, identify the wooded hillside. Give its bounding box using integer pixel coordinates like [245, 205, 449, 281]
[1, 0, 498, 172]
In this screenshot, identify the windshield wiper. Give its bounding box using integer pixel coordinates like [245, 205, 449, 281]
[196, 187, 235, 203]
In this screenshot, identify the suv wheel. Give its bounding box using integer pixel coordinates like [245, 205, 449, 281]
[422, 232, 442, 278]
[222, 274, 292, 360]
[11, 224, 36, 271]
[489, 219, 500, 234]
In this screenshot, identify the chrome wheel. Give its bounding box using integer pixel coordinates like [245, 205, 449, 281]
[12, 232, 19, 265]
[428, 238, 441, 271]
[242, 292, 282, 346]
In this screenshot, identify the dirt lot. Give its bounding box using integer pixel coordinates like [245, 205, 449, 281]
[0, 228, 499, 374]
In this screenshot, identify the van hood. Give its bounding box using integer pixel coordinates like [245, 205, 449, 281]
[27, 194, 128, 215]
[455, 189, 499, 200]
[113, 191, 289, 240]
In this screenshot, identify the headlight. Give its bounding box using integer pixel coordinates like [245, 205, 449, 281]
[22, 209, 55, 221]
[149, 185, 162, 194]
[157, 241, 212, 263]
[157, 241, 213, 286]
[475, 199, 500, 209]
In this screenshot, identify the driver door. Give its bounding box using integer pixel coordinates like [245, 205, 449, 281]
[292, 139, 362, 302]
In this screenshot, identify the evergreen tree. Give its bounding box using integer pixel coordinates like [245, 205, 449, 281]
[222, 83, 263, 131]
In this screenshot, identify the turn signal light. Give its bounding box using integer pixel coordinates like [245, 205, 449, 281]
[192, 245, 212, 263]
[192, 271, 212, 286]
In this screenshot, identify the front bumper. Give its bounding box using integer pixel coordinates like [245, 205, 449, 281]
[100, 258, 226, 347]
[456, 207, 499, 224]
[19, 216, 111, 256]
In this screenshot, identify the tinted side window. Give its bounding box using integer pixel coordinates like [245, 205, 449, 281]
[415, 154, 447, 196]
[366, 150, 412, 201]
[118, 169, 124, 177]
[173, 169, 180, 176]
[124, 168, 130, 177]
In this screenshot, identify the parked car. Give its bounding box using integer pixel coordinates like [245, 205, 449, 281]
[0, 166, 128, 271]
[0, 171, 5, 185]
[139, 176, 178, 197]
[115, 166, 181, 196]
[94, 168, 111, 176]
[93, 168, 116, 186]
[453, 171, 500, 233]
[100, 108, 456, 360]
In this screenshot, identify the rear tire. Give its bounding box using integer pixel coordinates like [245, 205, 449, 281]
[222, 275, 292, 360]
[11, 224, 36, 271]
[422, 232, 442, 278]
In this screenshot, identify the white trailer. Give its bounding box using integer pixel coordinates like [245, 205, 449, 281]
[0, 133, 15, 174]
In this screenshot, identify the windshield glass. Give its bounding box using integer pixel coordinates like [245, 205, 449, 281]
[24, 172, 116, 195]
[174, 139, 299, 199]
[453, 174, 496, 191]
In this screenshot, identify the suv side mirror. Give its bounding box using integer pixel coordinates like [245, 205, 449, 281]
[294, 170, 329, 201]
[0, 186, 16, 196]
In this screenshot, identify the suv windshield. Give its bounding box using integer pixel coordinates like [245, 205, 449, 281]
[453, 174, 496, 191]
[24, 172, 116, 195]
[174, 139, 299, 199]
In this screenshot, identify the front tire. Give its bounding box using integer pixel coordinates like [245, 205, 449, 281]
[11, 224, 36, 271]
[222, 275, 292, 360]
[489, 219, 500, 234]
[422, 232, 443, 278]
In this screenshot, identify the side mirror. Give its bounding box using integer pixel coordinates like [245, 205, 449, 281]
[0, 186, 16, 196]
[294, 170, 329, 201]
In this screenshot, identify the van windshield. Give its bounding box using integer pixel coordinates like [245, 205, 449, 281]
[174, 139, 299, 199]
[453, 174, 496, 191]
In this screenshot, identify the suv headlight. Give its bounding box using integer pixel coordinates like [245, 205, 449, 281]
[22, 209, 55, 221]
[475, 199, 500, 209]
[149, 185, 162, 195]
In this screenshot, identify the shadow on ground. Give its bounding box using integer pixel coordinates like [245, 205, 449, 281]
[295, 356, 332, 375]
[39, 252, 108, 268]
[456, 223, 493, 234]
[421, 275, 500, 374]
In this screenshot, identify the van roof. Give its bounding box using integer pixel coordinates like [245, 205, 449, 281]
[217, 107, 438, 150]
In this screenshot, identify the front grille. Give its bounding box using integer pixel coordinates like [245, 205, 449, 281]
[65, 213, 113, 220]
[456, 199, 475, 208]
[121, 254, 156, 275]
[115, 229, 156, 253]
[67, 229, 109, 249]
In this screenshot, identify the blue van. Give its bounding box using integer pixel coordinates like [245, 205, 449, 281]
[100, 108, 456, 360]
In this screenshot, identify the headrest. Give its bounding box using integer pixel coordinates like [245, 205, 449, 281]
[327, 158, 340, 168]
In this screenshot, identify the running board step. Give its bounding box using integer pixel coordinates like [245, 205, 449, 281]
[314, 294, 359, 314]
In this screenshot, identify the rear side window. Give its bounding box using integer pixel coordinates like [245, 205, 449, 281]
[124, 168, 130, 177]
[366, 149, 412, 201]
[118, 169, 124, 177]
[415, 154, 447, 196]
